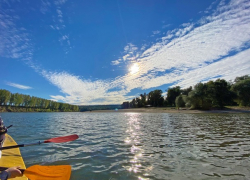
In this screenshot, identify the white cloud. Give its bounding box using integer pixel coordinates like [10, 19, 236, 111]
[40, 0, 51, 14]
[41, 71, 129, 104]
[56, 9, 64, 23]
[6, 82, 32, 90]
[44, 0, 250, 105]
[152, 30, 160, 35]
[162, 24, 171, 28]
[174, 49, 250, 88]
[111, 59, 122, 65]
[122, 54, 130, 61]
[124, 43, 138, 53]
[0, 7, 33, 62]
[54, 0, 67, 6]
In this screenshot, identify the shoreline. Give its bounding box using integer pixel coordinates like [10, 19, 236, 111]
[84, 107, 250, 114]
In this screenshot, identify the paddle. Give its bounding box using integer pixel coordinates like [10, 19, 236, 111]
[0, 165, 71, 180]
[0, 134, 79, 150]
[6, 125, 13, 129]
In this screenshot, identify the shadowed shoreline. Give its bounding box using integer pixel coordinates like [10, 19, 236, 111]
[84, 107, 250, 113]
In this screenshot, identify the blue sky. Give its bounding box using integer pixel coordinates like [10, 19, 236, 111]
[1, 0, 250, 105]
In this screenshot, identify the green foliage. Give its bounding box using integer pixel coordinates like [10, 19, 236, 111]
[207, 79, 235, 108]
[128, 90, 164, 108]
[175, 95, 186, 108]
[0, 89, 79, 112]
[126, 74, 250, 110]
[180, 86, 192, 95]
[0, 89, 11, 105]
[234, 75, 250, 83]
[140, 93, 147, 106]
[187, 91, 200, 109]
[166, 86, 181, 106]
[148, 89, 164, 107]
[231, 75, 250, 106]
[14, 93, 23, 106]
[193, 82, 212, 109]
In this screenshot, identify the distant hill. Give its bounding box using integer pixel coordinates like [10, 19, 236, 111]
[78, 105, 121, 112]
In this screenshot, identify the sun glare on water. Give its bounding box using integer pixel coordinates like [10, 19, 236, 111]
[129, 63, 140, 74]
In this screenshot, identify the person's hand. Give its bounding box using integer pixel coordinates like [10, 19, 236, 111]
[5, 166, 22, 178]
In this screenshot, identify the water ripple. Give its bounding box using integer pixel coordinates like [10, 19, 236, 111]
[1, 112, 250, 179]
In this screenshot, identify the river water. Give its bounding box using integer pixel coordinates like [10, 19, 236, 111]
[1, 112, 250, 180]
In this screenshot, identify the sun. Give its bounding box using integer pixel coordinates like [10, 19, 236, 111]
[129, 63, 140, 74]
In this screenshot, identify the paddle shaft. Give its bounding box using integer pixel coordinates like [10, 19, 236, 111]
[0, 134, 78, 150]
[0, 141, 44, 150]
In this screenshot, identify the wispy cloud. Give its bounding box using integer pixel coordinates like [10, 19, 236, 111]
[152, 30, 160, 35]
[0, 4, 33, 63]
[56, 18, 71, 53]
[162, 24, 171, 29]
[54, 0, 67, 6]
[3, 0, 248, 105]
[111, 59, 122, 65]
[6, 82, 32, 90]
[45, 0, 250, 105]
[40, 0, 51, 14]
[41, 71, 128, 104]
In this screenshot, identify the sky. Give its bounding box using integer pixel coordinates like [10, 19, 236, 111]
[1, 0, 250, 105]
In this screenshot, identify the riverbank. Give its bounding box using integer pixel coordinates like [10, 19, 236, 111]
[2, 105, 249, 113]
[86, 107, 250, 113]
[0, 106, 52, 112]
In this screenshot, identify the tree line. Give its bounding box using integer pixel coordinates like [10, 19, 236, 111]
[122, 75, 250, 109]
[0, 90, 79, 112]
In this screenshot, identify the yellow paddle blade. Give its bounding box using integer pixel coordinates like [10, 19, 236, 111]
[24, 165, 71, 180]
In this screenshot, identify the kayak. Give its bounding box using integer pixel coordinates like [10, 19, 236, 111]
[0, 134, 27, 180]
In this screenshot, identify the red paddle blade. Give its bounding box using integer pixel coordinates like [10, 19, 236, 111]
[44, 134, 79, 143]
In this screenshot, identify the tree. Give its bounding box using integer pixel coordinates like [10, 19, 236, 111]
[181, 86, 192, 95]
[234, 75, 250, 83]
[166, 86, 181, 106]
[206, 79, 234, 108]
[130, 98, 136, 108]
[231, 75, 250, 106]
[135, 97, 142, 108]
[188, 90, 201, 109]
[175, 95, 186, 108]
[29, 96, 37, 107]
[140, 93, 147, 107]
[72, 105, 79, 112]
[188, 82, 212, 109]
[148, 89, 164, 107]
[0, 89, 11, 105]
[9, 94, 15, 106]
[44, 99, 49, 108]
[51, 101, 59, 110]
[23, 95, 31, 107]
[13, 93, 23, 106]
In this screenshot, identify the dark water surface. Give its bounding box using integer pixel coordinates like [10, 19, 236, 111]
[1, 112, 250, 180]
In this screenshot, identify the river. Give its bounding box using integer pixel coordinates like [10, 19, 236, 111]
[1, 112, 250, 180]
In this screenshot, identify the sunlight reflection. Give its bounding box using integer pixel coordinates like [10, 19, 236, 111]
[123, 113, 150, 179]
[138, 176, 150, 180]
